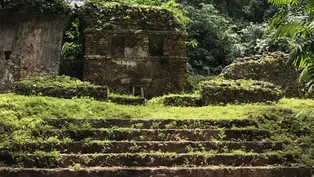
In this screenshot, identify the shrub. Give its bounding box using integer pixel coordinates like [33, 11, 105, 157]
[149, 94, 202, 107]
[0, 0, 73, 19]
[199, 79, 283, 105]
[108, 93, 146, 105]
[80, 0, 187, 32]
[15, 76, 108, 101]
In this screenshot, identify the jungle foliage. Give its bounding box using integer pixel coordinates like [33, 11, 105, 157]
[184, 0, 291, 75]
[269, 0, 314, 93]
[0, 0, 73, 16]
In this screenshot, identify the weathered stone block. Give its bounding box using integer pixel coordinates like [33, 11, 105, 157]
[79, 3, 188, 98]
[0, 13, 70, 91]
[220, 52, 305, 97]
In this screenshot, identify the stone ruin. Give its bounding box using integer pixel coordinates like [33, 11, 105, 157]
[0, 12, 69, 92]
[81, 5, 187, 98]
[220, 52, 305, 97]
[0, 4, 188, 98]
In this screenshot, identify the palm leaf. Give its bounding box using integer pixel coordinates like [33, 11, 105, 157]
[268, 0, 299, 5]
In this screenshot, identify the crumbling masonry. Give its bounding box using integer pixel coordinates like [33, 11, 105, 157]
[81, 5, 188, 98]
[0, 5, 188, 98]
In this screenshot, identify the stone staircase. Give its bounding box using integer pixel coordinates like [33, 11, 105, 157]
[0, 119, 312, 177]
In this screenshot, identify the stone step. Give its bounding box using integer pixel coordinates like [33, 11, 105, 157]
[31, 129, 270, 141]
[0, 153, 296, 168]
[46, 118, 257, 129]
[1, 166, 312, 177]
[0, 166, 312, 177]
[0, 166, 311, 177]
[4, 141, 283, 154]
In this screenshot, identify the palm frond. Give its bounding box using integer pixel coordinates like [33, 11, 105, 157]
[268, 0, 299, 5]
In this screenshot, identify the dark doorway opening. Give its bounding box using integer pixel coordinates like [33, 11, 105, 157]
[111, 36, 125, 57]
[4, 51, 12, 60]
[149, 36, 164, 56]
[59, 17, 85, 80]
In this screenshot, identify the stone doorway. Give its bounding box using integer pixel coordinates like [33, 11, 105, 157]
[59, 17, 85, 80]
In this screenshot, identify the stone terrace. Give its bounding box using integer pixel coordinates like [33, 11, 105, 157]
[0, 118, 311, 177]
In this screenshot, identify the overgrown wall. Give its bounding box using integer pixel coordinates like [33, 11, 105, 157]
[0, 13, 70, 91]
[81, 4, 188, 98]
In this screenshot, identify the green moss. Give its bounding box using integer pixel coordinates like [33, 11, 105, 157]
[108, 93, 146, 105]
[187, 75, 216, 91]
[199, 79, 283, 105]
[19, 76, 94, 88]
[11, 151, 61, 168]
[80, 0, 188, 32]
[0, 0, 72, 18]
[148, 94, 202, 107]
[15, 76, 108, 101]
[2, 94, 314, 120]
[256, 107, 314, 166]
[221, 52, 304, 98]
[1, 94, 314, 166]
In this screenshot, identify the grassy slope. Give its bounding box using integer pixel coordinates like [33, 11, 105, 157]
[1, 93, 314, 166]
[1, 93, 314, 120]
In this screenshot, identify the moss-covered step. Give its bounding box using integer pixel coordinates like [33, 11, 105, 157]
[46, 119, 258, 129]
[0, 152, 297, 168]
[3, 141, 283, 154]
[31, 129, 270, 141]
[0, 166, 311, 177]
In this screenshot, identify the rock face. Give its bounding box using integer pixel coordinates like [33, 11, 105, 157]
[81, 5, 188, 98]
[0, 13, 69, 92]
[220, 52, 304, 97]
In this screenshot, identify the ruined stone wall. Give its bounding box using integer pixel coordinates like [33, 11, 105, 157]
[80, 3, 188, 98]
[220, 52, 304, 97]
[84, 30, 187, 98]
[0, 15, 69, 91]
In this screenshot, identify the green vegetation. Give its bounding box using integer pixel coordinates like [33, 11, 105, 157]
[60, 18, 84, 79]
[186, 4, 238, 75]
[0, 94, 313, 120]
[0, 0, 73, 17]
[220, 52, 305, 97]
[108, 93, 146, 105]
[199, 79, 283, 104]
[149, 94, 202, 107]
[187, 75, 216, 91]
[258, 108, 314, 165]
[185, 0, 289, 75]
[15, 76, 108, 100]
[269, 0, 314, 93]
[87, 0, 186, 21]
[17, 76, 95, 88]
[2, 0, 314, 170]
[80, 0, 188, 31]
[1, 93, 314, 166]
